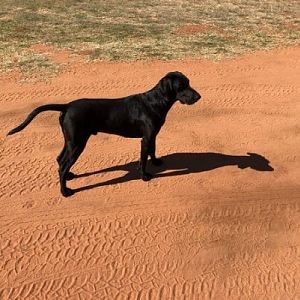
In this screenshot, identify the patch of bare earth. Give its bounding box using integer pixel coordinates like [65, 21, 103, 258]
[30, 44, 83, 65]
[175, 24, 220, 35]
[0, 47, 300, 299]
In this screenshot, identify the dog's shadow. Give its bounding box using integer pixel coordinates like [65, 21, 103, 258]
[73, 152, 274, 194]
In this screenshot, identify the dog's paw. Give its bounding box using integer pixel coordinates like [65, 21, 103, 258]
[61, 188, 74, 197]
[141, 172, 153, 181]
[151, 158, 163, 166]
[66, 172, 76, 180]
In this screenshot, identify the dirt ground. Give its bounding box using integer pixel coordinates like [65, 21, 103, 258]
[0, 47, 299, 299]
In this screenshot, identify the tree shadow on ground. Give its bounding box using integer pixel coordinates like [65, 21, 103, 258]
[72, 152, 274, 194]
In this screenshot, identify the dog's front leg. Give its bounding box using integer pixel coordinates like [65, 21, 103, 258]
[149, 138, 163, 166]
[140, 137, 153, 181]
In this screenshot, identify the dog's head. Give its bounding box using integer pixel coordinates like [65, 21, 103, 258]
[159, 71, 201, 105]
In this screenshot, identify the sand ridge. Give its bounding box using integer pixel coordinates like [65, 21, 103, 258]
[0, 47, 299, 299]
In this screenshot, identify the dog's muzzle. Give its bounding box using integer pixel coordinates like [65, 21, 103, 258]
[193, 91, 201, 102]
[179, 89, 201, 105]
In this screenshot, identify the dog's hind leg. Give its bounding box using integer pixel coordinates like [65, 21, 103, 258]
[58, 145, 76, 181]
[56, 113, 76, 180]
[58, 124, 89, 197]
[59, 138, 88, 197]
[56, 114, 66, 163]
[57, 146, 66, 164]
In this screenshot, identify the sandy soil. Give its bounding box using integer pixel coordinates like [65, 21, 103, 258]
[0, 47, 299, 299]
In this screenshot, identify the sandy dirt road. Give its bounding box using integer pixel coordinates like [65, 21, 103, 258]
[0, 47, 299, 299]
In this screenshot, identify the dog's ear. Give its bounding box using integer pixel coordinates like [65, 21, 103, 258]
[159, 75, 175, 100]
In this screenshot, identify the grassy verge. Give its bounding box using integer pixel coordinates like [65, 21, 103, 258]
[0, 0, 299, 74]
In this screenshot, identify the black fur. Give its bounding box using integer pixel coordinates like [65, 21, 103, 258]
[7, 71, 201, 197]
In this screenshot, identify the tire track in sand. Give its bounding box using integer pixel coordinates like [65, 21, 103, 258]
[1, 47, 300, 299]
[0, 200, 299, 299]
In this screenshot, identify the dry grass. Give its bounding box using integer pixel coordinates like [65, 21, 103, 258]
[0, 0, 299, 74]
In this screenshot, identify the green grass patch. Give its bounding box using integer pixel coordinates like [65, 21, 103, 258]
[0, 0, 299, 74]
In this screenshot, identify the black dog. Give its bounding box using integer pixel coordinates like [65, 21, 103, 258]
[7, 71, 201, 197]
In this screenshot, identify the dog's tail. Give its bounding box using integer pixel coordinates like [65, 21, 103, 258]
[7, 104, 67, 136]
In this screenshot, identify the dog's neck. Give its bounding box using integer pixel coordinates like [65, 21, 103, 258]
[145, 87, 176, 120]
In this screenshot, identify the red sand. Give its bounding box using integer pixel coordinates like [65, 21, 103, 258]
[0, 47, 299, 299]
